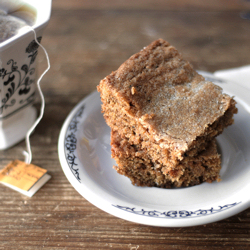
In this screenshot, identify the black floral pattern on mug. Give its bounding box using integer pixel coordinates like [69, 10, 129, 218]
[0, 36, 42, 116]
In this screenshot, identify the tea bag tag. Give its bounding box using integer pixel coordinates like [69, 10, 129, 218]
[0, 160, 51, 197]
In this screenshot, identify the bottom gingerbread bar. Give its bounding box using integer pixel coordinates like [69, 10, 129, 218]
[111, 130, 221, 188]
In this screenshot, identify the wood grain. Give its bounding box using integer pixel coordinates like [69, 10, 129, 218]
[0, 0, 250, 249]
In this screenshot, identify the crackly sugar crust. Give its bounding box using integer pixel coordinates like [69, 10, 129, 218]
[98, 39, 237, 155]
[100, 93, 235, 168]
[111, 130, 221, 188]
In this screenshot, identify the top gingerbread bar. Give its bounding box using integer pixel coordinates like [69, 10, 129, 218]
[98, 39, 237, 163]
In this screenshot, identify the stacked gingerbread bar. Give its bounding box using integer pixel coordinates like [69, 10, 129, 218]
[97, 39, 237, 188]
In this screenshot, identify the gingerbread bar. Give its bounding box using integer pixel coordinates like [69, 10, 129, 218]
[97, 39, 237, 169]
[97, 39, 237, 187]
[111, 130, 221, 188]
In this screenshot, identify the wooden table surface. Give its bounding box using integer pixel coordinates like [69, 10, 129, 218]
[1, 0, 250, 249]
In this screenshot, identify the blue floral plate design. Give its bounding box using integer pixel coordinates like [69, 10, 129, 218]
[58, 72, 250, 227]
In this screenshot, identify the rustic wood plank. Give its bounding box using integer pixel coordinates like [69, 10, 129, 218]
[52, 0, 250, 11]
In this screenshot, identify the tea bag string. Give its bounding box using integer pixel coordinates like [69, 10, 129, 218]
[23, 27, 50, 164]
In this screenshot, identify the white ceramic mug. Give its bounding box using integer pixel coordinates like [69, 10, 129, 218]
[0, 0, 51, 150]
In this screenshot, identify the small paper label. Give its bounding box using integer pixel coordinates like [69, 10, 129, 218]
[0, 160, 47, 191]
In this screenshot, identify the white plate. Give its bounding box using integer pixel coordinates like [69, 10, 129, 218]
[58, 72, 250, 227]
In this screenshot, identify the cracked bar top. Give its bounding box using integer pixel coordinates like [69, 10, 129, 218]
[99, 39, 236, 151]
